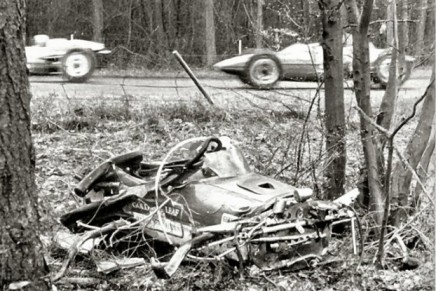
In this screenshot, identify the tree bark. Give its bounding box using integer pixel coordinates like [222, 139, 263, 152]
[256, 0, 264, 48]
[153, 0, 168, 53]
[319, 0, 346, 199]
[391, 70, 435, 226]
[397, 0, 408, 54]
[204, 0, 217, 66]
[345, 0, 385, 224]
[91, 0, 104, 42]
[377, 0, 398, 133]
[386, 0, 394, 45]
[413, 125, 435, 207]
[0, 1, 50, 289]
[415, 0, 428, 57]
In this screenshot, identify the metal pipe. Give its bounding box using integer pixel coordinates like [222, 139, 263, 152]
[172, 50, 214, 105]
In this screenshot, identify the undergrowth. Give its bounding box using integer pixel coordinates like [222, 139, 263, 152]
[31, 94, 434, 291]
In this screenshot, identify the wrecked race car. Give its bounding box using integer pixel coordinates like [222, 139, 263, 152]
[60, 136, 361, 278]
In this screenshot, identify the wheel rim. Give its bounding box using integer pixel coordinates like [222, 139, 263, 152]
[250, 58, 279, 86]
[64, 53, 90, 78]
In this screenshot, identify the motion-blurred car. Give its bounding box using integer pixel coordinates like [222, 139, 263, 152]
[25, 34, 111, 83]
[214, 42, 415, 89]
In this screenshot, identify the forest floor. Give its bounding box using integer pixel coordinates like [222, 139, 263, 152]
[32, 81, 434, 290]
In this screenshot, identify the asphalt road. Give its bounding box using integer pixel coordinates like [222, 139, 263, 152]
[29, 73, 432, 111]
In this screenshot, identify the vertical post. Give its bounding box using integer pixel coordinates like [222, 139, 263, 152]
[238, 40, 242, 55]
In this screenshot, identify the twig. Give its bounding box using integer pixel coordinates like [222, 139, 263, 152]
[52, 220, 127, 282]
[262, 274, 285, 290]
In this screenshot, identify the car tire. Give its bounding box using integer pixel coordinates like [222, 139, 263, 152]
[61, 49, 96, 83]
[245, 54, 282, 89]
[374, 54, 412, 88]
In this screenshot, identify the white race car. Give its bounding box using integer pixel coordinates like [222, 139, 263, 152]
[214, 42, 415, 89]
[26, 34, 111, 83]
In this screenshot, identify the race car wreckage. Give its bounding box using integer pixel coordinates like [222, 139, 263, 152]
[60, 137, 361, 278]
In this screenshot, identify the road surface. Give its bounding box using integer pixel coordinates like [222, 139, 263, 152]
[29, 73, 432, 111]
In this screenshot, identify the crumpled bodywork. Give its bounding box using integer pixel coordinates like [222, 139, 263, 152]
[60, 137, 360, 278]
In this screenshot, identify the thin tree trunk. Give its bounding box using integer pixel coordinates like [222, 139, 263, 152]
[256, 0, 264, 48]
[413, 124, 435, 208]
[301, 0, 311, 38]
[397, 0, 408, 77]
[92, 0, 104, 42]
[153, 0, 168, 53]
[319, 0, 346, 199]
[126, 0, 133, 48]
[377, 0, 398, 133]
[397, 0, 408, 53]
[0, 1, 50, 289]
[204, 0, 217, 66]
[345, 0, 385, 224]
[391, 70, 435, 226]
[415, 0, 428, 57]
[386, 0, 394, 45]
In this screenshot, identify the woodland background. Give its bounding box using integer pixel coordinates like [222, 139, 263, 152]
[27, 0, 435, 68]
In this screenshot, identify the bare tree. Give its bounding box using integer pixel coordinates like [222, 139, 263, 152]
[391, 70, 435, 226]
[204, 0, 217, 66]
[0, 1, 50, 289]
[92, 0, 104, 42]
[318, 0, 346, 199]
[345, 0, 384, 224]
[415, 0, 428, 58]
[256, 0, 264, 48]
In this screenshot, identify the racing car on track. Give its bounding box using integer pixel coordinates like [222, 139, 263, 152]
[25, 34, 111, 83]
[60, 136, 361, 278]
[214, 42, 415, 89]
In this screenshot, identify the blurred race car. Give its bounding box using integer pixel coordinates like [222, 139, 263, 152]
[214, 42, 415, 89]
[25, 34, 111, 83]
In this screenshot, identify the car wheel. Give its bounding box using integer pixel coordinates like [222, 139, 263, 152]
[62, 49, 96, 83]
[245, 54, 282, 89]
[374, 54, 412, 88]
[238, 74, 251, 85]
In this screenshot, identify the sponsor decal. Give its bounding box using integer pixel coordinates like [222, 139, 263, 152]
[130, 200, 150, 214]
[126, 200, 185, 238]
[147, 215, 184, 238]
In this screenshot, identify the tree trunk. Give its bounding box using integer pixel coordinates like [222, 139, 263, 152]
[386, 0, 394, 45]
[397, 0, 408, 54]
[345, 0, 385, 224]
[391, 70, 435, 226]
[126, 0, 133, 48]
[92, 0, 104, 42]
[0, 1, 50, 289]
[319, 0, 346, 199]
[413, 125, 435, 208]
[301, 0, 311, 38]
[415, 0, 428, 57]
[256, 0, 264, 48]
[377, 0, 398, 133]
[153, 0, 168, 53]
[204, 0, 216, 66]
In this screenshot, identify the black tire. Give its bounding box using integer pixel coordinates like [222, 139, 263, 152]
[244, 54, 282, 89]
[374, 54, 412, 88]
[238, 74, 251, 85]
[61, 49, 96, 83]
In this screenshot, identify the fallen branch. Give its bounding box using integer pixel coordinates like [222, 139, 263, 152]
[52, 220, 127, 282]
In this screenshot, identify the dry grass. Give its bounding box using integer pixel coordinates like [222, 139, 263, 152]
[31, 88, 434, 290]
